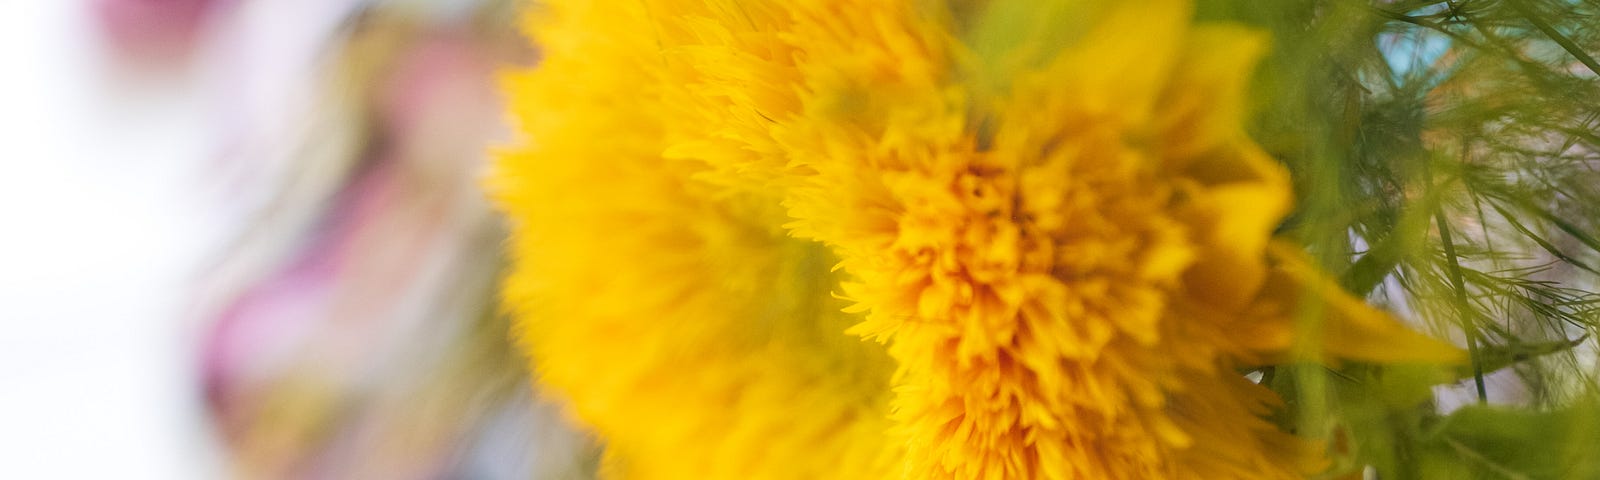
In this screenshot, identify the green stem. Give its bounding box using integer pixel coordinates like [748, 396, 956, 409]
[1435, 204, 1488, 403]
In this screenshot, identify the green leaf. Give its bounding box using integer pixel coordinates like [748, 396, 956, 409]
[1419, 399, 1600, 479]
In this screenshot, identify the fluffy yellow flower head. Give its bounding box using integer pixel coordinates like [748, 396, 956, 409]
[490, 0, 1465, 478]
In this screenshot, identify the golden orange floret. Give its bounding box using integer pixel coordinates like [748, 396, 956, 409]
[489, 0, 1464, 479]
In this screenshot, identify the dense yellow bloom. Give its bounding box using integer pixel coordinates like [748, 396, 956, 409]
[490, 1, 1465, 479]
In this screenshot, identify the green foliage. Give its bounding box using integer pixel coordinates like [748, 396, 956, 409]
[1418, 399, 1600, 479]
[1202, 0, 1600, 477]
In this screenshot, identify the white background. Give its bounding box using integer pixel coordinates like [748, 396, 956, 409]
[0, 1, 222, 478]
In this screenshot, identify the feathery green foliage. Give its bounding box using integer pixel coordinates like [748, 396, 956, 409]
[1199, 0, 1600, 477]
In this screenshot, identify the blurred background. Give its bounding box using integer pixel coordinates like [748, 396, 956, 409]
[0, 1, 592, 478]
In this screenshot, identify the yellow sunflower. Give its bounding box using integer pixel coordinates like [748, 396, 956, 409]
[489, 1, 1464, 478]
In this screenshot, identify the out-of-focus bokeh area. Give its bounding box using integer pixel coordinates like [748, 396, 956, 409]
[0, 1, 592, 478]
